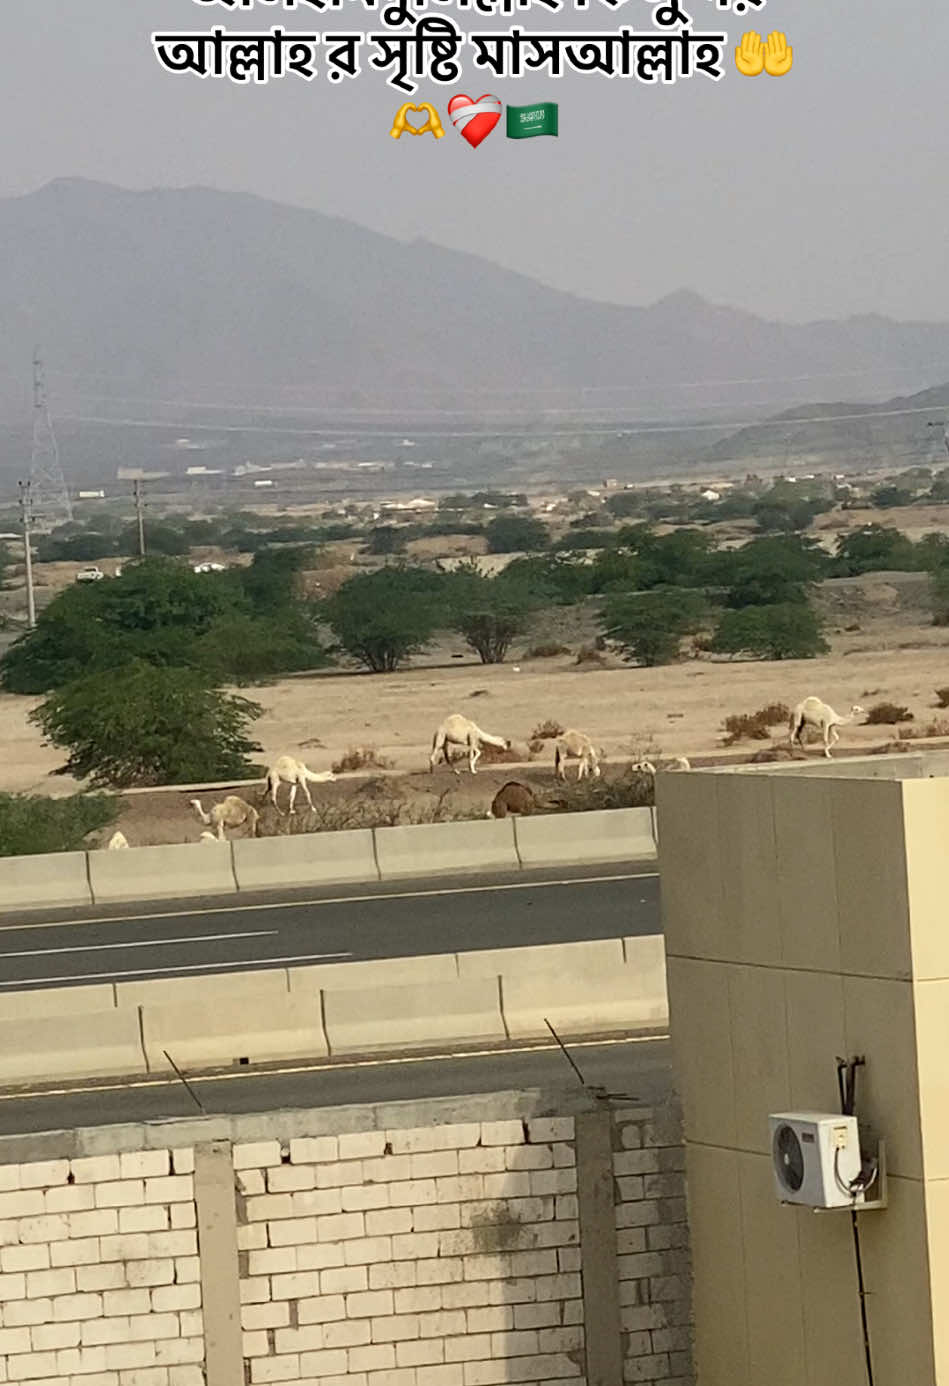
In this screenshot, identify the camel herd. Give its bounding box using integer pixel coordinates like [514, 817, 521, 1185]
[101, 693, 862, 848]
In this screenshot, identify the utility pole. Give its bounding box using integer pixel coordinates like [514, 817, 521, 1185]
[18, 480, 36, 629]
[132, 478, 146, 557]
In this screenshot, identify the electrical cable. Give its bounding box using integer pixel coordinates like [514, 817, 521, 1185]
[836, 1058, 876, 1386]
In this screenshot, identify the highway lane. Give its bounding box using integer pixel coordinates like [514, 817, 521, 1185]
[0, 1035, 672, 1137]
[0, 864, 659, 990]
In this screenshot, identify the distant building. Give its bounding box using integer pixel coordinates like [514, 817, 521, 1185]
[77, 489, 106, 499]
[253, 479, 275, 488]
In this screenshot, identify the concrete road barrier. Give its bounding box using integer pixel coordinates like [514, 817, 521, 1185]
[457, 937, 626, 981]
[513, 807, 656, 868]
[501, 936, 668, 1040]
[116, 969, 290, 1009]
[232, 829, 379, 891]
[289, 954, 459, 995]
[88, 841, 237, 903]
[0, 984, 116, 1020]
[141, 994, 328, 1072]
[373, 819, 519, 879]
[323, 977, 505, 1054]
[0, 1012, 146, 1083]
[0, 851, 93, 913]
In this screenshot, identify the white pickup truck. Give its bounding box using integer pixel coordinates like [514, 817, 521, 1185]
[75, 566, 106, 583]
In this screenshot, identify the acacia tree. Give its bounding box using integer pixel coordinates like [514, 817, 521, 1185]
[322, 566, 443, 672]
[709, 602, 828, 660]
[447, 564, 537, 664]
[31, 661, 263, 787]
[599, 590, 706, 666]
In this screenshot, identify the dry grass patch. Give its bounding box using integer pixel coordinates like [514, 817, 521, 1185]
[331, 745, 394, 773]
[721, 702, 791, 745]
[530, 719, 565, 741]
[898, 719, 949, 740]
[864, 702, 913, 725]
[525, 641, 571, 658]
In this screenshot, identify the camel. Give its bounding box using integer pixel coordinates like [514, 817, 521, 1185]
[430, 714, 510, 775]
[190, 795, 260, 840]
[106, 830, 129, 850]
[263, 756, 337, 814]
[554, 730, 602, 782]
[630, 756, 691, 774]
[487, 782, 536, 819]
[488, 781, 567, 819]
[788, 697, 865, 759]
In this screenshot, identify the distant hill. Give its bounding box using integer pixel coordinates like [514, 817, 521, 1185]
[703, 383, 949, 470]
[3, 179, 949, 481]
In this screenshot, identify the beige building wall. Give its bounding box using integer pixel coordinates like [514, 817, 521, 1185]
[657, 761, 949, 1386]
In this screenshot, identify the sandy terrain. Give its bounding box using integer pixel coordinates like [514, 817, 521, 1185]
[2, 567, 948, 847]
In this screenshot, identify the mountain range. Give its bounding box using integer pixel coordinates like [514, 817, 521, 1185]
[2, 179, 949, 481]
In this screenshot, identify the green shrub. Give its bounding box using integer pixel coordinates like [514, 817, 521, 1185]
[0, 792, 117, 857]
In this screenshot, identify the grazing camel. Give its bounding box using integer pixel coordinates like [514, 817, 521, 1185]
[264, 756, 337, 814]
[554, 730, 602, 782]
[106, 830, 130, 850]
[430, 714, 510, 775]
[788, 697, 865, 759]
[487, 782, 537, 819]
[190, 795, 260, 840]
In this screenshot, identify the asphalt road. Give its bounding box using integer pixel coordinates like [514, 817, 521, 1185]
[0, 864, 659, 991]
[0, 1035, 672, 1137]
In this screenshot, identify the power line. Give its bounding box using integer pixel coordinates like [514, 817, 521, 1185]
[58, 401, 949, 443]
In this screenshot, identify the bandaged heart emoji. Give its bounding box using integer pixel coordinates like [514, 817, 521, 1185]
[447, 94, 501, 148]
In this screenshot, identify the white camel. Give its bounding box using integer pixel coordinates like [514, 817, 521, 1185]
[190, 795, 260, 840]
[263, 756, 337, 814]
[430, 714, 510, 775]
[554, 730, 602, 782]
[630, 756, 691, 774]
[788, 697, 865, 759]
[106, 830, 130, 850]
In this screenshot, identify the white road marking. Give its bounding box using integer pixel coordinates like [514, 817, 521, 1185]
[0, 930, 276, 960]
[0, 951, 352, 988]
[0, 1032, 669, 1103]
[0, 871, 659, 935]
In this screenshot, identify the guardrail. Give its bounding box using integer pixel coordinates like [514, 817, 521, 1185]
[0, 935, 668, 1086]
[0, 806, 657, 912]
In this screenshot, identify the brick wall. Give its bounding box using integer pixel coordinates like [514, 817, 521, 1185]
[0, 1147, 201, 1385]
[0, 1091, 692, 1386]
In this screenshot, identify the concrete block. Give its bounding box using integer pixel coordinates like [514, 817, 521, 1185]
[0, 985, 115, 1021]
[116, 969, 289, 1010]
[0, 851, 93, 913]
[323, 978, 505, 1055]
[457, 938, 625, 981]
[232, 830, 379, 890]
[141, 994, 328, 1072]
[514, 807, 656, 867]
[88, 841, 237, 904]
[373, 820, 519, 879]
[0, 1012, 146, 1083]
[500, 936, 668, 1039]
[288, 954, 459, 997]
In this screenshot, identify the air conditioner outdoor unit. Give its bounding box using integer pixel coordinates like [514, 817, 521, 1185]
[769, 1112, 863, 1208]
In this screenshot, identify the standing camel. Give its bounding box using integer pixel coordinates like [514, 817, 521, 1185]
[788, 698, 865, 758]
[430, 714, 510, 775]
[554, 730, 601, 782]
[264, 756, 337, 814]
[190, 795, 260, 840]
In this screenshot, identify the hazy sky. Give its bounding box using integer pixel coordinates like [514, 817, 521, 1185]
[3, 0, 947, 323]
